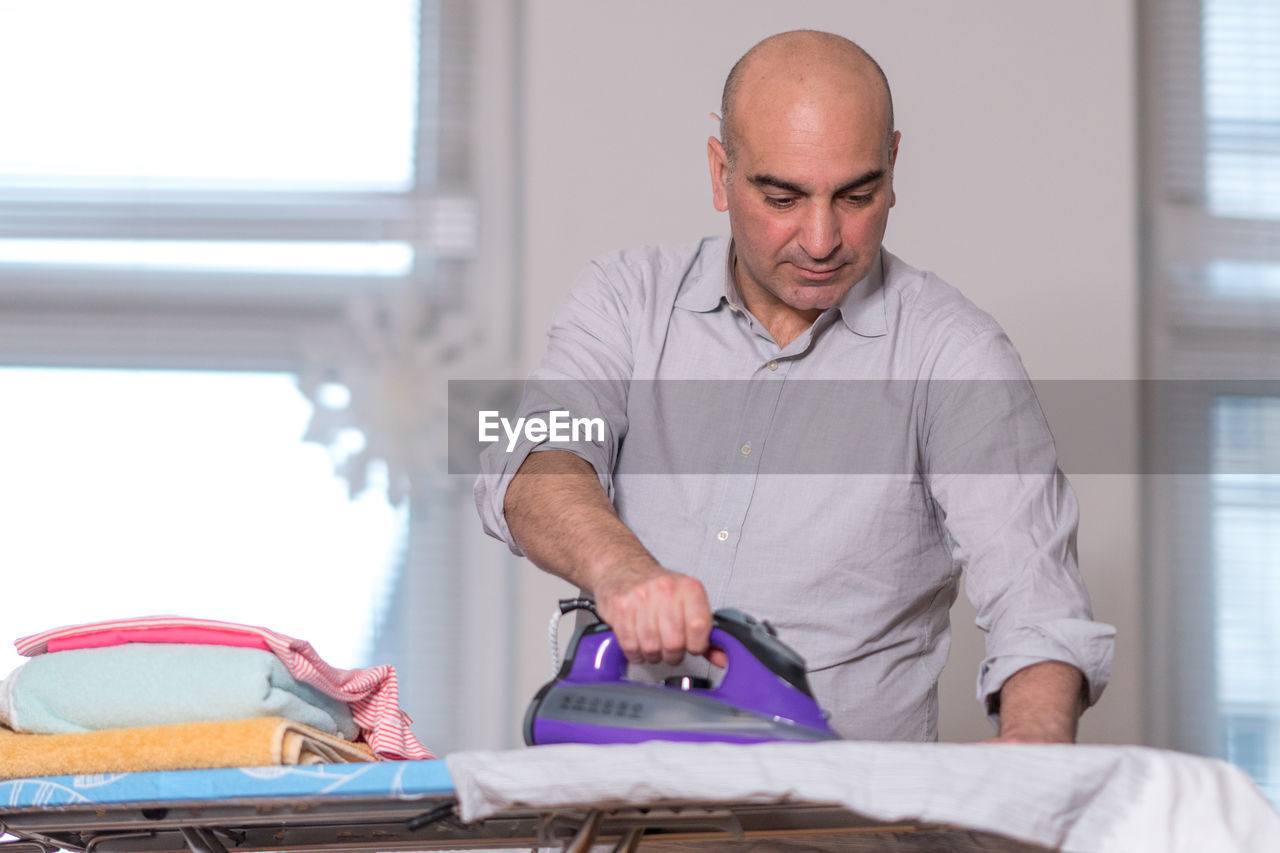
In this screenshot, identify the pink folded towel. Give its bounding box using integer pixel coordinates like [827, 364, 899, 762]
[47, 625, 270, 653]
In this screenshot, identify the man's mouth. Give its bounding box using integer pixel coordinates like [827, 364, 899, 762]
[792, 263, 843, 282]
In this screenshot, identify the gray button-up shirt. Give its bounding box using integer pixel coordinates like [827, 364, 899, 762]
[475, 236, 1115, 741]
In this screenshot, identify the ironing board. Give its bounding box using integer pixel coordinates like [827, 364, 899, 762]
[3, 741, 1279, 852]
[0, 760, 1038, 852]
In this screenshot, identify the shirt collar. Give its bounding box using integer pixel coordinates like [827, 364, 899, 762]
[834, 250, 887, 338]
[674, 238, 887, 338]
[673, 237, 736, 313]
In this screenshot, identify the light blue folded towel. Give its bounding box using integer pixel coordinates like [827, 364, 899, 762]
[1, 644, 358, 739]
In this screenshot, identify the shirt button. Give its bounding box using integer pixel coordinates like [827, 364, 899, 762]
[716, 529, 729, 542]
[740, 443, 752, 456]
[767, 360, 779, 371]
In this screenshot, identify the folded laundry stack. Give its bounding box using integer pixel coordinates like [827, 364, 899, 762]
[0, 616, 433, 779]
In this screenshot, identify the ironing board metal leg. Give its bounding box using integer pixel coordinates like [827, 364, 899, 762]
[563, 809, 603, 853]
[177, 827, 229, 853]
[610, 826, 643, 852]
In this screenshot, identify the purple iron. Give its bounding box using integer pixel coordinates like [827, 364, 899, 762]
[523, 605, 840, 745]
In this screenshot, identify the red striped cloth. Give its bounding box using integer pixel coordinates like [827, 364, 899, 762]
[16, 616, 434, 760]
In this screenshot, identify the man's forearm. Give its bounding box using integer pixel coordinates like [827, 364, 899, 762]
[503, 449, 714, 665]
[993, 661, 1086, 744]
[503, 449, 653, 591]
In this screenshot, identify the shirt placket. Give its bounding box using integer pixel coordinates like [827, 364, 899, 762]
[702, 351, 792, 606]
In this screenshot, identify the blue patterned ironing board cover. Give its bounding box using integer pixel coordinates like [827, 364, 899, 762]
[0, 761, 453, 810]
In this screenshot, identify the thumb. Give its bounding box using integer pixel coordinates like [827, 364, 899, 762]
[705, 647, 729, 669]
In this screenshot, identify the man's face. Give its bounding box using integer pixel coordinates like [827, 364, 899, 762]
[709, 95, 899, 317]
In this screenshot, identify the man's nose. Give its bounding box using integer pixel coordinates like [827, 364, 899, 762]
[797, 203, 841, 261]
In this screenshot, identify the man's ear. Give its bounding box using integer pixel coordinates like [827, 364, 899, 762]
[707, 137, 730, 212]
[888, 130, 901, 208]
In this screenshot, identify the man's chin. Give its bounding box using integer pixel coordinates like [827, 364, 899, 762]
[781, 279, 854, 312]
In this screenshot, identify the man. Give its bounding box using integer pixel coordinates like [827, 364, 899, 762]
[476, 31, 1114, 743]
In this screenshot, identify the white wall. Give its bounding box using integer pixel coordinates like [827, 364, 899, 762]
[509, 0, 1141, 745]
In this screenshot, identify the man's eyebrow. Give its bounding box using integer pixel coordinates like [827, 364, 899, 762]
[833, 170, 887, 195]
[748, 174, 806, 194]
[748, 169, 887, 196]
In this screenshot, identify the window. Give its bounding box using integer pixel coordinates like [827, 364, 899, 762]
[1203, 0, 1280, 220]
[0, 0, 513, 754]
[0, 368, 406, 676]
[1144, 0, 1280, 805]
[0, 1, 420, 192]
[0, 0, 476, 362]
[1212, 397, 1280, 802]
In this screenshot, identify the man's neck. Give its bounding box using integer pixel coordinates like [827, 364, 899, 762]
[732, 254, 822, 350]
[746, 301, 820, 350]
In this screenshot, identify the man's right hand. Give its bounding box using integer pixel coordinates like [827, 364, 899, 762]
[591, 559, 720, 667]
[504, 450, 725, 668]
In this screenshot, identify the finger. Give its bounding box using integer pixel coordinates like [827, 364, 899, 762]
[705, 647, 729, 669]
[598, 596, 644, 665]
[656, 595, 687, 666]
[680, 580, 713, 657]
[613, 614, 644, 666]
[631, 596, 664, 665]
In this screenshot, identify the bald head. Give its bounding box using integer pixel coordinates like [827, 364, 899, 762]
[719, 30, 895, 169]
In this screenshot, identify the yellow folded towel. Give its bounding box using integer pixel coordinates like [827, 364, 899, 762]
[0, 717, 374, 779]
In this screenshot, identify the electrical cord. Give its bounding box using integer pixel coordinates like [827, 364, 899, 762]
[547, 598, 598, 674]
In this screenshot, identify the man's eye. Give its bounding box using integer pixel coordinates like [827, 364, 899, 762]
[844, 193, 874, 206]
[764, 196, 796, 209]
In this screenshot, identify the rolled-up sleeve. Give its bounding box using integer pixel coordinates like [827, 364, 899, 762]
[937, 470, 1116, 723]
[920, 326, 1116, 726]
[473, 260, 635, 554]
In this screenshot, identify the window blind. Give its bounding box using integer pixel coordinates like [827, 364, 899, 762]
[1144, 0, 1280, 805]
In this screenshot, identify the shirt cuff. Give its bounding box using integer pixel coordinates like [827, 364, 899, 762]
[976, 618, 1116, 731]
